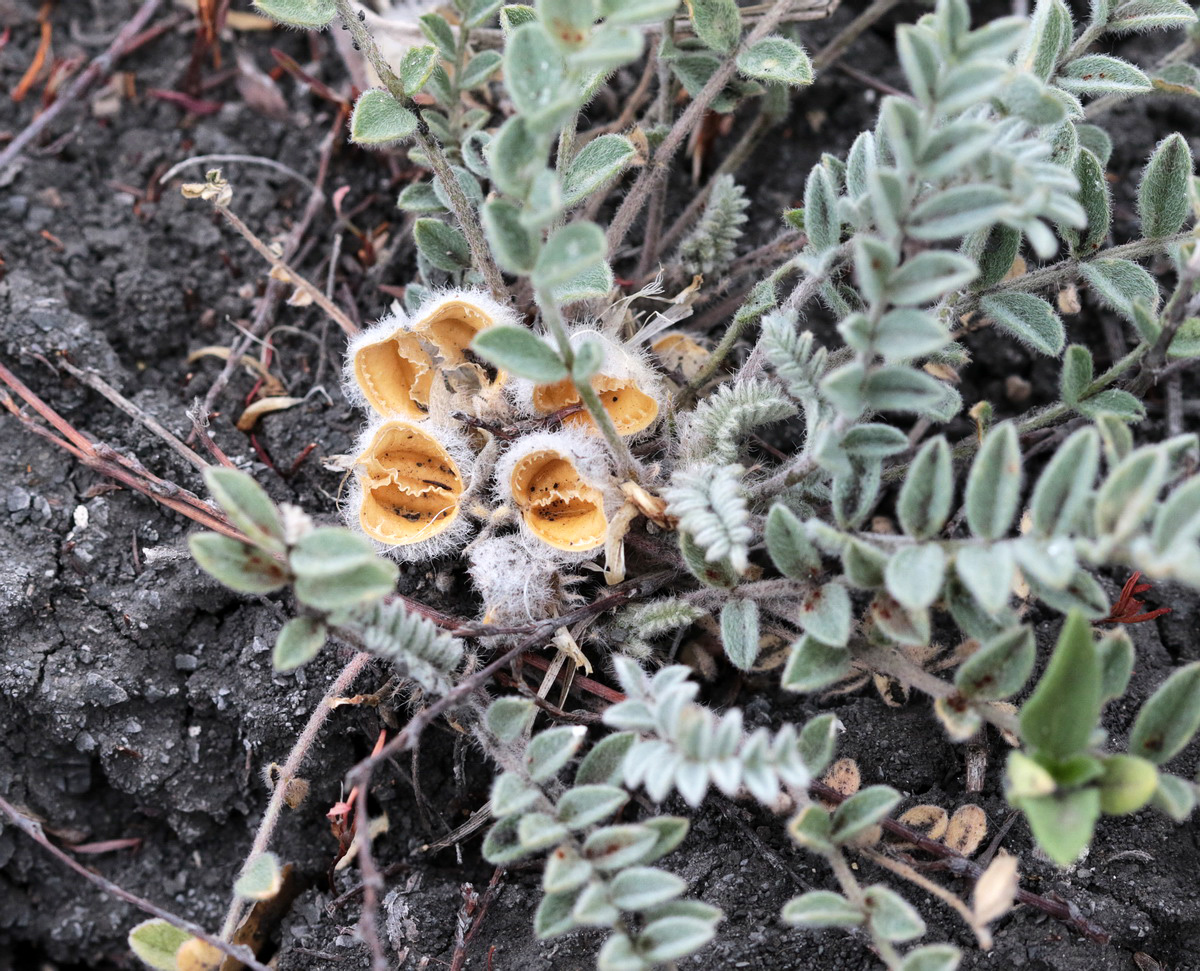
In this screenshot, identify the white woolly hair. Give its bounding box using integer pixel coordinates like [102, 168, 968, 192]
[343, 417, 478, 563]
[507, 327, 668, 437]
[492, 427, 621, 560]
[467, 534, 567, 626]
[342, 309, 415, 415]
[409, 286, 522, 334]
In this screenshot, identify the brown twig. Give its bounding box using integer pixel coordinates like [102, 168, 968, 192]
[0, 794, 272, 971]
[0, 0, 166, 170]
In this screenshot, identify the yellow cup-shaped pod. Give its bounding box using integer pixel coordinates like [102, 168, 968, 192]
[355, 420, 466, 548]
[348, 316, 433, 420]
[652, 332, 710, 382]
[512, 449, 608, 551]
[524, 330, 663, 437]
[412, 289, 518, 379]
[498, 430, 613, 554]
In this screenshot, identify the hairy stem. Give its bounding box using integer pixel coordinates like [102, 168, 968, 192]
[811, 0, 902, 72]
[605, 0, 798, 256]
[332, 0, 509, 304]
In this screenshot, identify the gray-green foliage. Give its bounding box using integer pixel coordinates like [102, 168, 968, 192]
[187, 0, 1200, 968]
[676, 175, 749, 276]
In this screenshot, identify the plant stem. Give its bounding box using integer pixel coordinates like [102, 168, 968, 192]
[605, 0, 798, 257]
[824, 848, 904, 970]
[218, 651, 372, 941]
[1132, 238, 1200, 393]
[332, 0, 510, 305]
[537, 290, 641, 480]
[213, 203, 360, 337]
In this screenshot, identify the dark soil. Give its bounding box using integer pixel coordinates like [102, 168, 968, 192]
[2, 2, 1199, 970]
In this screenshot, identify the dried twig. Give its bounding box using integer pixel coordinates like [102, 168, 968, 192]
[0, 794, 272, 971]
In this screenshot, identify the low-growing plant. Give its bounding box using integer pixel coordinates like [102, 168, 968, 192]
[122, 0, 1200, 968]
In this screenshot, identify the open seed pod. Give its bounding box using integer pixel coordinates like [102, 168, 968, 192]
[411, 288, 518, 380]
[346, 313, 434, 420]
[496, 430, 614, 554]
[652, 331, 710, 382]
[517, 329, 664, 437]
[350, 419, 473, 558]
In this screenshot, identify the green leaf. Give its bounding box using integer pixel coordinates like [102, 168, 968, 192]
[551, 260, 614, 303]
[1019, 789, 1100, 865]
[464, 0, 505, 27]
[885, 544, 946, 611]
[737, 36, 813, 86]
[969, 224, 1023, 290]
[720, 598, 760, 670]
[414, 217, 471, 272]
[1059, 343, 1094, 406]
[640, 816, 690, 863]
[289, 527, 376, 578]
[294, 560, 396, 611]
[419, 12, 457, 57]
[583, 824, 659, 870]
[576, 732, 636, 786]
[1109, 0, 1198, 33]
[505, 22, 568, 121]
[831, 785, 900, 844]
[1097, 628, 1135, 702]
[1020, 0, 1072, 81]
[896, 24, 939, 105]
[487, 697, 535, 741]
[802, 164, 839, 253]
[1080, 258, 1159, 323]
[471, 325, 567, 382]
[795, 582, 851, 647]
[842, 423, 910, 459]
[487, 117, 543, 197]
[1138, 133, 1194, 237]
[1066, 148, 1111, 256]
[500, 4, 538, 32]
[897, 437, 953, 541]
[887, 252, 978, 305]
[781, 635, 851, 693]
[204, 467, 284, 551]
[491, 771, 539, 816]
[543, 847, 592, 894]
[687, 0, 741, 53]
[781, 891, 863, 928]
[234, 852, 282, 900]
[1129, 662, 1200, 764]
[527, 725, 587, 781]
[1153, 475, 1200, 554]
[956, 625, 1035, 700]
[900, 945, 962, 971]
[533, 222, 607, 290]
[481, 199, 539, 274]
[909, 185, 1013, 240]
[459, 49, 504, 89]
[128, 918, 191, 971]
[1094, 446, 1167, 542]
[558, 784, 629, 829]
[397, 181, 444, 214]
[863, 366, 948, 415]
[798, 713, 840, 777]
[399, 45, 439, 96]
[609, 867, 687, 911]
[765, 505, 821, 579]
[862, 885, 926, 942]
[965, 422, 1022, 541]
[1058, 55, 1152, 96]
[350, 90, 418, 145]
[518, 811, 568, 850]
[980, 293, 1065, 356]
[189, 533, 288, 594]
[1151, 773, 1196, 822]
[273, 616, 326, 672]
[787, 804, 834, 852]
[539, 0, 597, 51]
[1030, 427, 1099, 536]
[638, 915, 717, 962]
[252, 0, 335, 28]
[954, 541, 1014, 613]
[534, 887, 581, 938]
[563, 134, 635, 207]
[1019, 611, 1101, 760]
[1098, 753, 1158, 814]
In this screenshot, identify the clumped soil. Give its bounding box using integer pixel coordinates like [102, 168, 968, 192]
[1, 2, 1199, 969]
